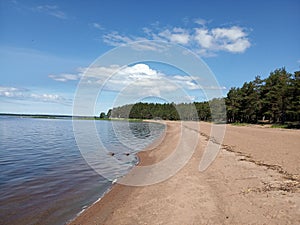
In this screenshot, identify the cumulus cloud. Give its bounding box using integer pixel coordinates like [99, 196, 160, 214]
[213, 26, 246, 40]
[49, 63, 227, 105]
[194, 29, 214, 49]
[76, 64, 178, 94]
[49, 63, 223, 99]
[194, 26, 251, 53]
[102, 22, 251, 56]
[158, 27, 190, 44]
[103, 64, 201, 98]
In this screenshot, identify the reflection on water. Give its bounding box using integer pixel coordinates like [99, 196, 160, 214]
[0, 117, 165, 225]
[129, 122, 151, 139]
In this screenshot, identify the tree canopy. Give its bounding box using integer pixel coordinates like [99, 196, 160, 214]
[105, 68, 299, 125]
[226, 68, 299, 124]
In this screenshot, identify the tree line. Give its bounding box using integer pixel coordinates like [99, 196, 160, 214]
[101, 68, 299, 125]
[107, 101, 210, 121]
[226, 68, 299, 124]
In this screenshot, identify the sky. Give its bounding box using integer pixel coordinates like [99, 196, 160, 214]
[0, 0, 299, 115]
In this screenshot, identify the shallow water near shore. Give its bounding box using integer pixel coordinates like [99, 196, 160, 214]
[0, 117, 165, 225]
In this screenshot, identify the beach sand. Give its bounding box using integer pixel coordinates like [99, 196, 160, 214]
[69, 121, 300, 225]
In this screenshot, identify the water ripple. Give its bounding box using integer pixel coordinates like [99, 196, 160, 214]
[0, 117, 165, 225]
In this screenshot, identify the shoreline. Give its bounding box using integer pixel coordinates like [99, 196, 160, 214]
[69, 121, 300, 225]
[68, 121, 178, 225]
[67, 119, 168, 224]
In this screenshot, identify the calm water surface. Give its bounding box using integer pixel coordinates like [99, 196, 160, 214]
[0, 117, 165, 225]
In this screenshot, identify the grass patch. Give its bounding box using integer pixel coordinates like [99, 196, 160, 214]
[271, 123, 300, 129]
[231, 122, 248, 126]
[271, 124, 289, 129]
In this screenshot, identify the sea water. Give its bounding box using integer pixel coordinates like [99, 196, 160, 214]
[0, 117, 165, 225]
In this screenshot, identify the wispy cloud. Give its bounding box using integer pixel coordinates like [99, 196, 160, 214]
[199, 85, 226, 90]
[102, 20, 251, 56]
[33, 5, 67, 19]
[103, 32, 168, 51]
[0, 86, 70, 104]
[48, 73, 80, 82]
[10, 2, 67, 19]
[0, 86, 29, 98]
[30, 93, 66, 102]
[103, 32, 133, 46]
[158, 27, 190, 45]
[91, 22, 104, 30]
[193, 18, 209, 26]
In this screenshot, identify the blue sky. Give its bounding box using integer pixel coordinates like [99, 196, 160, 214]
[0, 0, 299, 115]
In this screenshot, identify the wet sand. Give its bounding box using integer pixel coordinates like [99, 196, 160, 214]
[69, 121, 300, 225]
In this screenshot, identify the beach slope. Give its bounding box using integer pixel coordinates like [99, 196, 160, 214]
[70, 121, 300, 225]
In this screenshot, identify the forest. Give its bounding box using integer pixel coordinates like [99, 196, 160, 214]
[103, 68, 300, 125]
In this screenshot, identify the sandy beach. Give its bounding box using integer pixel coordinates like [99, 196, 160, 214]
[69, 121, 300, 225]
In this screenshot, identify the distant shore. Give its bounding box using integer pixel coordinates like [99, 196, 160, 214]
[69, 121, 300, 225]
[0, 113, 146, 121]
[2, 114, 300, 130]
[0, 113, 74, 119]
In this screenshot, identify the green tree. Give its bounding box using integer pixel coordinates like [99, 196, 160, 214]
[226, 87, 242, 123]
[262, 68, 291, 123]
[99, 112, 106, 119]
[106, 109, 112, 118]
[108, 68, 299, 126]
[288, 71, 300, 121]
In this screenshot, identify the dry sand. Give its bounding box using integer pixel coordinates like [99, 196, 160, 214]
[69, 121, 300, 225]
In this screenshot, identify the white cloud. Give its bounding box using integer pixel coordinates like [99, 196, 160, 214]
[158, 27, 190, 44]
[199, 85, 226, 90]
[212, 26, 246, 41]
[0, 86, 29, 98]
[172, 75, 200, 90]
[49, 73, 80, 82]
[88, 64, 177, 94]
[223, 38, 251, 53]
[108, 64, 189, 97]
[34, 5, 67, 19]
[30, 93, 65, 102]
[92, 22, 104, 30]
[102, 22, 251, 56]
[11, 2, 67, 20]
[118, 64, 157, 77]
[49, 63, 221, 99]
[194, 18, 208, 26]
[194, 28, 214, 49]
[103, 32, 167, 51]
[0, 86, 69, 104]
[194, 26, 251, 53]
[49, 63, 227, 106]
[103, 32, 133, 46]
[78, 65, 124, 87]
